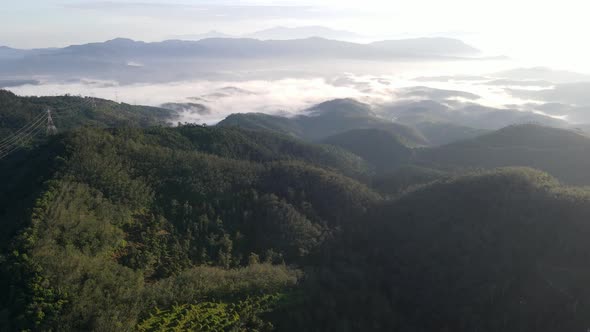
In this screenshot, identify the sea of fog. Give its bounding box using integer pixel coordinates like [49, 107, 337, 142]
[4, 59, 561, 124]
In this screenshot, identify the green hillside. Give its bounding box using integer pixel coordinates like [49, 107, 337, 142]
[218, 113, 303, 137]
[4, 93, 590, 331]
[322, 128, 414, 172]
[0, 90, 174, 138]
[371, 165, 450, 196]
[0, 125, 379, 331]
[218, 98, 429, 145]
[275, 168, 590, 331]
[416, 124, 590, 184]
[414, 121, 488, 146]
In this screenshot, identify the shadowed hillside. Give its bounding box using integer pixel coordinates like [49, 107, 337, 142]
[416, 124, 590, 184]
[322, 128, 414, 172]
[219, 98, 429, 145]
[275, 168, 590, 331]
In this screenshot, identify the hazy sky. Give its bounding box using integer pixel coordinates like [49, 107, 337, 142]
[1, 0, 589, 72]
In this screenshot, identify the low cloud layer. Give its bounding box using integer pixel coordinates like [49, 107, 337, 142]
[507, 82, 590, 107]
[6, 71, 580, 125]
[9, 77, 390, 123]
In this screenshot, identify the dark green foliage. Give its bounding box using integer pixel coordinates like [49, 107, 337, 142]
[218, 98, 429, 145]
[416, 124, 590, 184]
[5, 98, 590, 332]
[259, 162, 380, 227]
[219, 113, 303, 137]
[365, 168, 590, 331]
[173, 124, 370, 178]
[322, 128, 414, 172]
[276, 168, 590, 331]
[413, 121, 488, 146]
[0, 89, 173, 139]
[147, 265, 299, 307]
[371, 165, 450, 196]
[137, 294, 282, 332]
[0, 124, 377, 330]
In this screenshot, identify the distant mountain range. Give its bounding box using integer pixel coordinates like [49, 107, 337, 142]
[0, 36, 480, 60]
[0, 36, 483, 83]
[171, 26, 366, 42]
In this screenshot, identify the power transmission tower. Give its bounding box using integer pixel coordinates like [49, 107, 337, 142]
[47, 109, 58, 135]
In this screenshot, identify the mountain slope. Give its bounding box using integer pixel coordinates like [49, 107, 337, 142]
[172, 125, 370, 178]
[322, 128, 414, 172]
[4, 103, 590, 331]
[0, 125, 380, 330]
[0, 37, 484, 82]
[298, 99, 427, 144]
[276, 168, 590, 331]
[219, 113, 303, 137]
[414, 121, 488, 146]
[416, 124, 590, 184]
[218, 99, 429, 145]
[381, 99, 568, 132]
[5, 37, 481, 61]
[0, 90, 174, 138]
[368, 168, 590, 331]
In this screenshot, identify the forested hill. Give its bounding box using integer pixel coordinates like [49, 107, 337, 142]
[301, 167, 590, 331]
[218, 98, 429, 145]
[415, 124, 590, 184]
[0, 124, 379, 330]
[0, 90, 175, 137]
[4, 124, 590, 330]
[4, 94, 590, 330]
[322, 128, 414, 172]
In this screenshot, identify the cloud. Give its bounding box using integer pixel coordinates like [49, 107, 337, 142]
[7, 77, 395, 123]
[7, 71, 580, 127]
[507, 82, 590, 107]
[413, 75, 490, 83]
[65, 1, 338, 22]
[492, 67, 590, 84]
[481, 79, 553, 88]
[0, 79, 40, 88]
[396, 86, 481, 101]
[126, 61, 144, 67]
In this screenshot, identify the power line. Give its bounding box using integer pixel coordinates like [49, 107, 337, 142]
[0, 113, 47, 148]
[0, 96, 98, 161]
[0, 112, 46, 145]
[0, 114, 48, 150]
[0, 114, 47, 150]
[1, 117, 47, 149]
[50, 96, 97, 113]
[0, 125, 45, 159]
[0, 121, 47, 160]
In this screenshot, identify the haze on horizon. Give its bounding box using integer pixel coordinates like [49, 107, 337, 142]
[1, 0, 590, 73]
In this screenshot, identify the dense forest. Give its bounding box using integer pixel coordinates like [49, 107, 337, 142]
[2, 91, 590, 331]
[0, 90, 174, 138]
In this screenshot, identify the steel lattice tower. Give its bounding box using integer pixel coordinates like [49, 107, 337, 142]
[47, 109, 58, 135]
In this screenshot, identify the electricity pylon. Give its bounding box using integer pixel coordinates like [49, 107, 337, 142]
[47, 109, 57, 135]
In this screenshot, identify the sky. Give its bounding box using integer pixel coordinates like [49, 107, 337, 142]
[1, 0, 590, 72]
